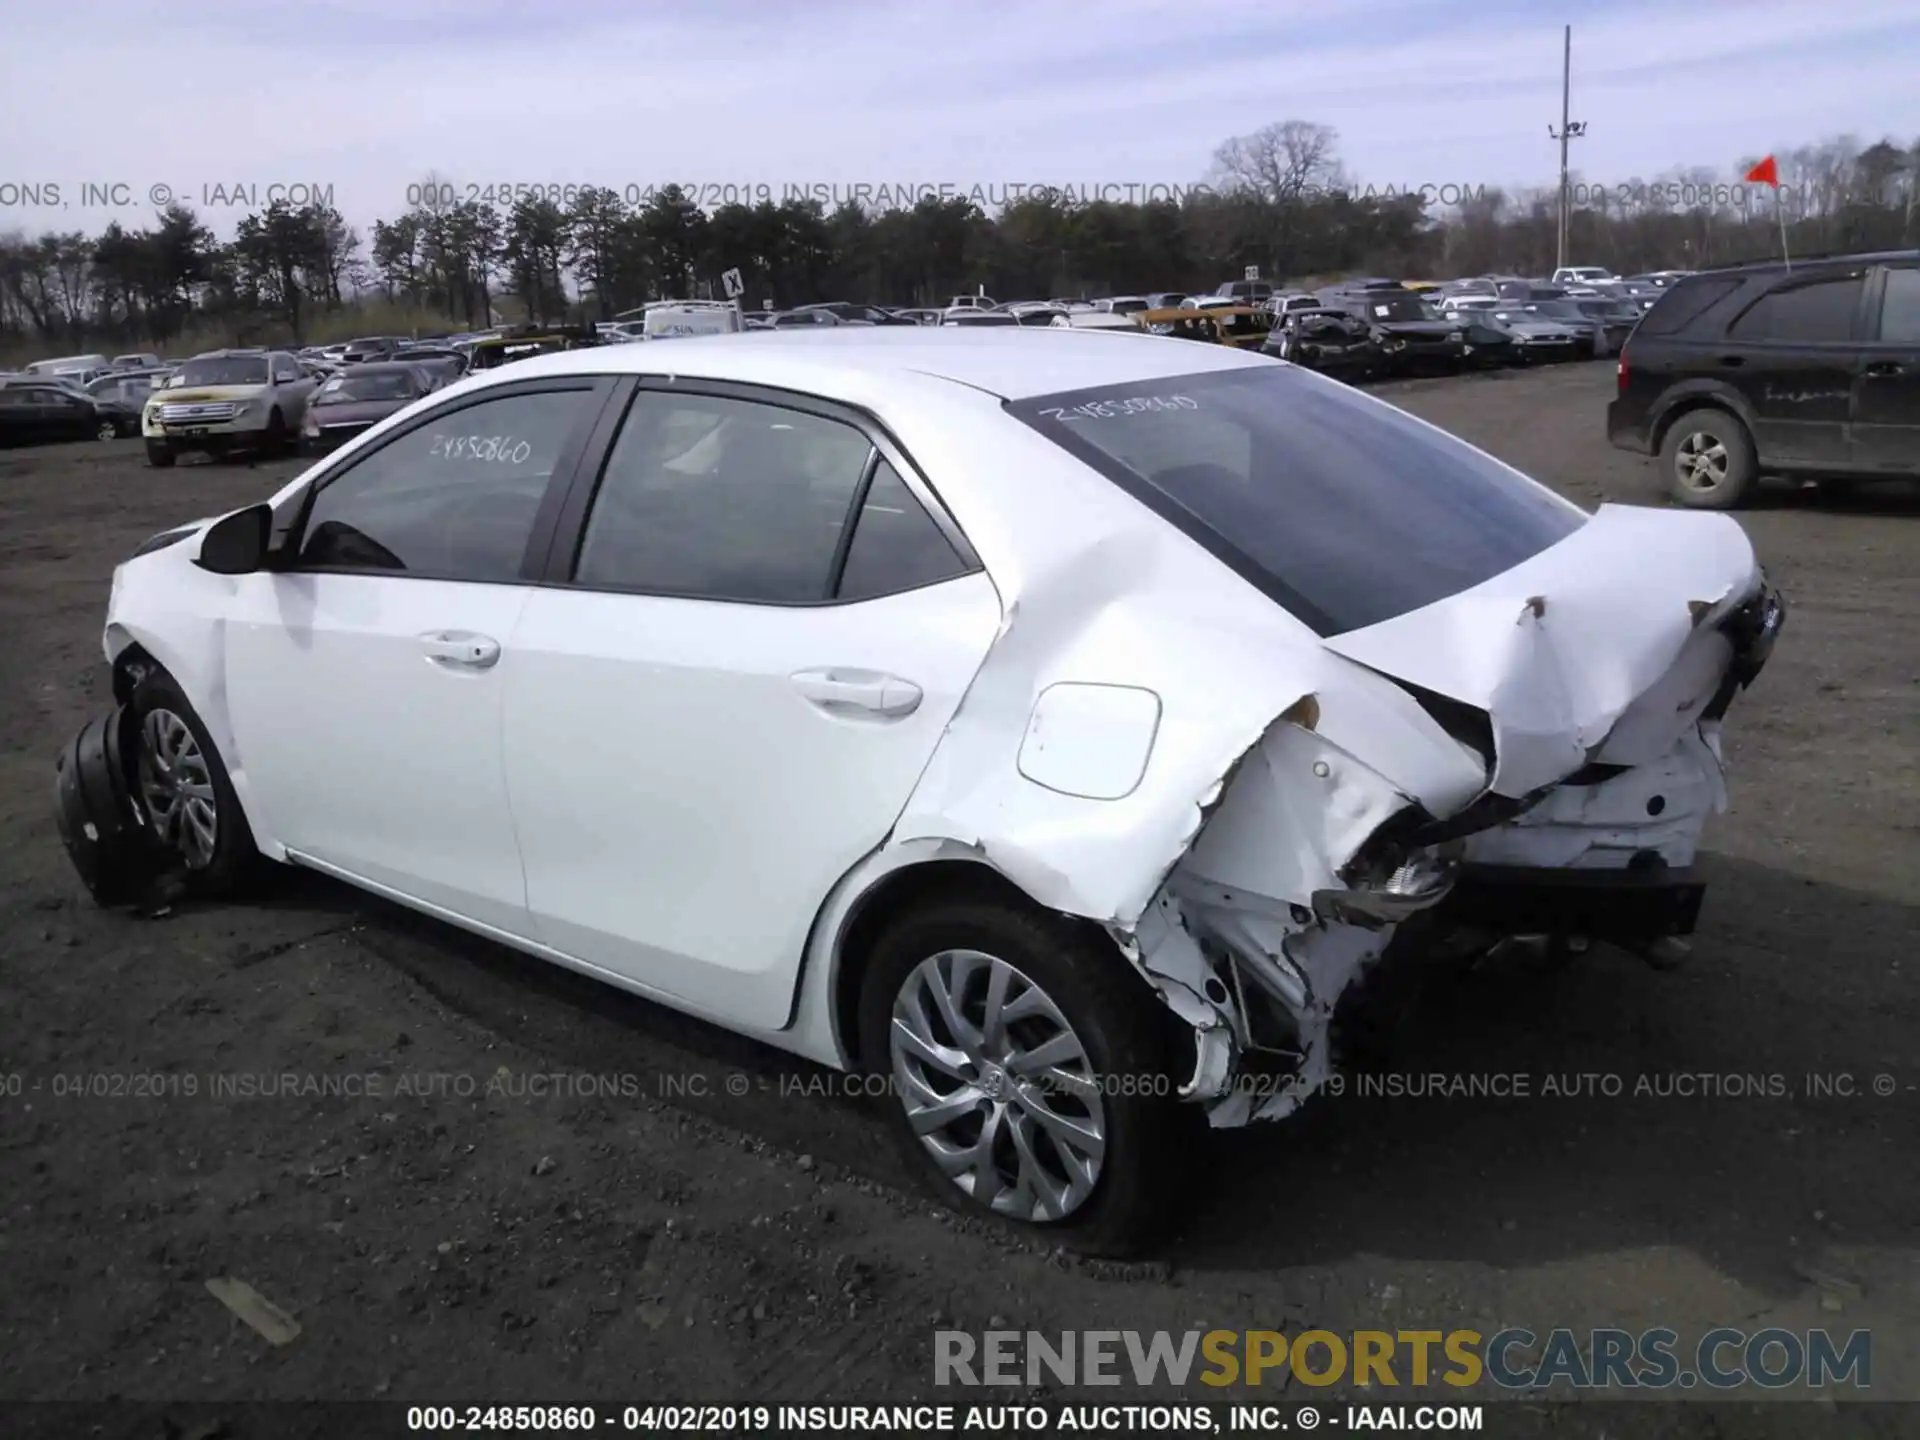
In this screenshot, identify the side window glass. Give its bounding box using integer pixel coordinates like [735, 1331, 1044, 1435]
[574, 392, 873, 603]
[1729, 276, 1862, 342]
[1878, 267, 1920, 344]
[297, 388, 591, 580]
[835, 460, 969, 601]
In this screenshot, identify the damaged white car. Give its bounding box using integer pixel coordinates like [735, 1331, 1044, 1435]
[56, 329, 1784, 1254]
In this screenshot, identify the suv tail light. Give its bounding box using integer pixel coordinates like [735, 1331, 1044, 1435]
[1616, 348, 1630, 393]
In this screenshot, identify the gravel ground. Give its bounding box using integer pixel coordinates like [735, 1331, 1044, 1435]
[1, 361, 1914, 1438]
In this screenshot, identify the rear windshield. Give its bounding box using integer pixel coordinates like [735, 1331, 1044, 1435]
[1007, 366, 1585, 636]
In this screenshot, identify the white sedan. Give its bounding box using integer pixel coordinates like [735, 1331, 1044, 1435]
[61, 329, 1784, 1254]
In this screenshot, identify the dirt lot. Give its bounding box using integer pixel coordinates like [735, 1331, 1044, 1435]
[1, 362, 1915, 1438]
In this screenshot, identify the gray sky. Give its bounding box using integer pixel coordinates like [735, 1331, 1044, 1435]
[4, 0, 1918, 240]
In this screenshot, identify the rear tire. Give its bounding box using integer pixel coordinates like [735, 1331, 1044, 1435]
[856, 895, 1198, 1256]
[1662, 410, 1757, 510]
[145, 442, 176, 468]
[127, 668, 260, 897]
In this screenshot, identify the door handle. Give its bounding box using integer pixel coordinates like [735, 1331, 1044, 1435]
[1716, 355, 1745, 367]
[1863, 360, 1906, 377]
[790, 668, 922, 717]
[419, 631, 501, 670]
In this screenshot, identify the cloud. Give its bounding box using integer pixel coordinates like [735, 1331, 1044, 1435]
[1, 0, 1914, 239]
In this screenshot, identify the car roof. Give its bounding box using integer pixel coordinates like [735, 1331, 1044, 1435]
[453, 326, 1265, 401]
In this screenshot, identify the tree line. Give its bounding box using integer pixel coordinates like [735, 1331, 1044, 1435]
[3, 122, 1917, 354]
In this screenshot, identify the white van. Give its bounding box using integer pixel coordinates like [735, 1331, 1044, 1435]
[27, 353, 113, 377]
[641, 301, 742, 339]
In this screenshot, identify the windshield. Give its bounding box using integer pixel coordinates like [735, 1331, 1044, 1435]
[169, 356, 269, 387]
[316, 370, 423, 404]
[1361, 293, 1442, 322]
[1007, 366, 1584, 636]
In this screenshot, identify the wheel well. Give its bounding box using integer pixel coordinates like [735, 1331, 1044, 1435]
[1651, 398, 1749, 456]
[833, 858, 1117, 1070]
[110, 642, 161, 706]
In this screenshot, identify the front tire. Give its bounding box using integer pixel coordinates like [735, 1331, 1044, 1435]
[857, 895, 1196, 1256]
[145, 441, 176, 468]
[128, 669, 259, 897]
[1662, 410, 1757, 509]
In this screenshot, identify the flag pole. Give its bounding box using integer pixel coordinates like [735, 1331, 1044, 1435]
[1775, 182, 1790, 270]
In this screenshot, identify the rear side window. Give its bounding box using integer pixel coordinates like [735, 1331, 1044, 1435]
[1877, 267, 1920, 343]
[834, 460, 969, 601]
[1008, 366, 1584, 637]
[1633, 276, 1742, 335]
[1728, 274, 1865, 343]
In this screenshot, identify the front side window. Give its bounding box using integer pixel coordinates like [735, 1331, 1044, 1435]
[1008, 366, 1585, 637]
[1876, 267, 1920, 343]
[573, 392, 874, 603]
[296, 387, 593, 580]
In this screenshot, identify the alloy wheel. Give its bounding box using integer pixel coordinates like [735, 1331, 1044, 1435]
[1675, 430, 1731, 492]
[137, 708, 218, 869]
[889, 949, 1107, 1222]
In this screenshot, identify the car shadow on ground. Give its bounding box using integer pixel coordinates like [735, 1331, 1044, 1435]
[226, 848, 1917, 1294]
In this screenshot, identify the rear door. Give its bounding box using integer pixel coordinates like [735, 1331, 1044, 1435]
[1717, 266, 1868, 467]
[500, 381, 1002, 1028]
[1852, 262, 1920, 474]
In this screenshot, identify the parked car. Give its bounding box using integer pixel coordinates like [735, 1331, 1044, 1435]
[1137, 305, 1273, 348]
[945, 294, 998, 311]
[941, 311, 1022, 326]
[1050, 312, 1143, 331]
[1319, 286, 1466, 374]
[1260, 307, 1381, 381]
[1608, 251, 1920, 508]
[1479, 307, 1583, 363]
[891, 308, 945, 326]
[1513, 298, 1614, 358]
[111, 353, 168, 371]
[88, 370, 168, 406]
[58, 329, 1785, 1254]
[299, 362, 438, 452]
[1142, 292, 1189, 309]
[1213, 280, 1274, 305]
[0, 380, 140, 444]
[1570, 297, 1643, 353]
[1453, 313, 1525, 369]
[141, 350, 316, 465]
[1095, 297, 1152, 316]
[799, 303, 917, 326]
[25, 353, 112, 378]
[771, 310, 844, 328]
[642, 302, 742, 339]
[340, 336, 407, 365]
[1551, 266, 1618, 286]
[390, 349, 468, 387]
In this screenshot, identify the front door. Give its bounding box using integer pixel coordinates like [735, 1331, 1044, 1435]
[224, 382, 604, 933]
[1853, 263, 1920, 474]
[502, 386, 1001, 1028]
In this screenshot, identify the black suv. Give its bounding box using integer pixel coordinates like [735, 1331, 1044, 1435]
[1607, 251, 1920, 508]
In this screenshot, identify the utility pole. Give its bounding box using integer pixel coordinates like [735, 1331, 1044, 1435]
[1548, 24, 1586, 271]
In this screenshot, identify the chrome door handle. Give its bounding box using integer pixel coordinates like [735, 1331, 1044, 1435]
[420, 631, 501, 670]
[790, 668, 922, 717]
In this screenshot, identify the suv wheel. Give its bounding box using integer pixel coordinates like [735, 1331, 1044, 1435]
[1662, 410, 1756, 510]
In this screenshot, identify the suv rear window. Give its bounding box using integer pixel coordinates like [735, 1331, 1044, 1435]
[1727, 273, 1865, 342]
[1007, 366, 1585, 636]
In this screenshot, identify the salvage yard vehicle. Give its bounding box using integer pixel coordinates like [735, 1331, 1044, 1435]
[0, 379, 141, 444]
[1319, 284, 1466, 374]
[56, 328, 1784, 1254]
[1260, 307, 1381, 382]
[1136, 305, 1273, 347]
[141, 349, 316, 467]
[1609, 251, 1920, 508]
[299, 362, 439, 451]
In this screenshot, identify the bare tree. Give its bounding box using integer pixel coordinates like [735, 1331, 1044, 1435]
[1209, 120, 1348, 203]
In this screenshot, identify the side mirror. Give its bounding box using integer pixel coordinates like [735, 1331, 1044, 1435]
[194, 504, 272, 575]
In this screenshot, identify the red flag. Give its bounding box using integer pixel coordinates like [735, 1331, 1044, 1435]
[1745, 155, 1779, 187]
